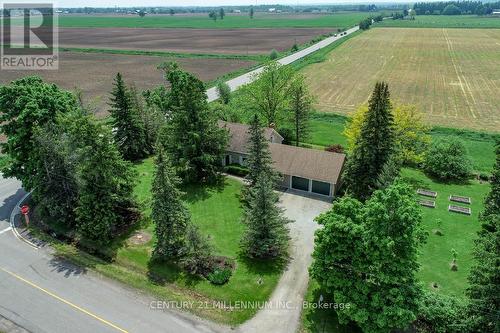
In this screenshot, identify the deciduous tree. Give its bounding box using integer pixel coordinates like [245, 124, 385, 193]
[244, 62, 294, 127]
[310, 181, 426, 333]
[423, 138, 472, 181]
[0, 76, 77, 190]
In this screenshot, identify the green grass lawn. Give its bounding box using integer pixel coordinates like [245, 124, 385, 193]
[304, 113, 497, 174]
[401, 168, 490, 297]
[375, 15, 500, 29]
[50, 158, 282, 325]
[51, 12, 373, 29]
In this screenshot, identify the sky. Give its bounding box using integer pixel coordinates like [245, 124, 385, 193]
[49, 1, 410, 8]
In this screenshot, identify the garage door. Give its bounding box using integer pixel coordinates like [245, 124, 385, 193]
[312, 180, 331, 196]
[292, 176, 309, 191]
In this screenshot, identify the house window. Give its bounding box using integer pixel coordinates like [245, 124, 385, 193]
[312, 180, 331, 196]
[292, 176, 309, 192]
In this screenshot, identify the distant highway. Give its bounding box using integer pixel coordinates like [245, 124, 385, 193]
[206, 25, 360, 102]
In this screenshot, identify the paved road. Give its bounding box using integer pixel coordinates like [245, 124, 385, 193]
[237, 191, 331, 333]
[206, 26, 360, 102]
[0, 175, 226, 333]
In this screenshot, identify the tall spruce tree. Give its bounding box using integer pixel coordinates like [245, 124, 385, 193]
[161, 63, 228, 183]
[109, 73, 148, 161]
[343, 82, 395, 201]
[289, 75, 312, 146]
[246, 114, 276, 186]
[151, 145, 190, 260]
[71, 113, 137, 245]
[241, 173, 290, 259]
[467, 142, 500, 333]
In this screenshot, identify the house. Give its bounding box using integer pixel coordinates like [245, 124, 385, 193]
[219, 121, 346, 198]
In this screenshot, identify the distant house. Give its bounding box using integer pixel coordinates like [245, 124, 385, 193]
[493, 10, 500, 15]
[233, 9, 241, 14]
[219, 121, 346, 198]
[268, 8, 276, 13]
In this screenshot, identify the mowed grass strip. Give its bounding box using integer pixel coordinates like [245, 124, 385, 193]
[302, 28, 500, 132]
[116, 159, 282, 324]
[52, 12, 372, 29]
[400, 168, 490, 297]
[375, 15, 500, 29]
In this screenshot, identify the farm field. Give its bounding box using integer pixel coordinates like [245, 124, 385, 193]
[56, 27, 334, 55]
[376, 15, 500, 29]
[52, 12, 372, 29]
[302, 28, 500, 131]
[0, 51, 256, 116]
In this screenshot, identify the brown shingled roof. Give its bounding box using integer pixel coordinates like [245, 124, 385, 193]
[269, 143, 345, 185]
[219, 120, 283, 155]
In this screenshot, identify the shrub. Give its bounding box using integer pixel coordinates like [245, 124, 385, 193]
[423, 138, 472, 181]
[325, 144, 345, 154]
[414, 291, 468, 333]
[269, 49, 279, 60]
[216, 81, 231, 104]
[206, 267, 232, 285]
[291, 43, 299, 52]
[225, 163, 249, 177]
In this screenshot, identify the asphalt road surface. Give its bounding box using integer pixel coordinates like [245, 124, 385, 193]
[0, 175, 225, 333]
[206, 26, 360, 102]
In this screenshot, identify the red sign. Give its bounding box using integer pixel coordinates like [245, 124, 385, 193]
[20, 205, 30, 216]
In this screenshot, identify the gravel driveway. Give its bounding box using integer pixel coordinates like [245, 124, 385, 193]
[237, 190, 332, 333]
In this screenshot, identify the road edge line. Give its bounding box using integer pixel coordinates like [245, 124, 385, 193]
[9, 191, 39, 249]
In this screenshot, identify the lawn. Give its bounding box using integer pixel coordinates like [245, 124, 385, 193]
[50, 158, 282, 325]
[303, 112, 497, 174]
[376, 15, 500, 29]
[400, 168, 491, 297]
[301, 27, 500, 131]
[52, 12, 374, 29]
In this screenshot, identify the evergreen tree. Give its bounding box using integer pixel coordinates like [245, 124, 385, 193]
[310, 181, 426, 332]
[250, 6, 254, 19]
[109, 73, 148, 161]
[289, 75, 313, 146]
[467, 142, 500, 333]
[161, 63, 228, 183]
[152, 146, 190, 260]
[71, 113, 137, 244]
[241, 173, 290, 259]
[219, 7, 225, 19]
[246, 114, 276, 186]
[32, 122, 78, 228]
[343, 82, 395, 201]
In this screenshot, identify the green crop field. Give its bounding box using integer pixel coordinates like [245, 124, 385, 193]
[52, 12, 373, 29]
[376, 15, 500, 29]
[302, 27, 500, 132]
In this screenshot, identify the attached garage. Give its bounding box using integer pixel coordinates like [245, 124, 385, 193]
[312, 180, 331, 196]
[292, 176, 310, 192]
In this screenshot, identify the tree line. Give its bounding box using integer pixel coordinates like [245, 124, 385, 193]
[413, 1, 500, 15]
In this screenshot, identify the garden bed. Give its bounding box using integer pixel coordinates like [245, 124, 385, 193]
[449, 195, 471, 205]
[419, 199, 436, 208]
[448, 205, 471, 216]
[417, 189, 438, 198]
